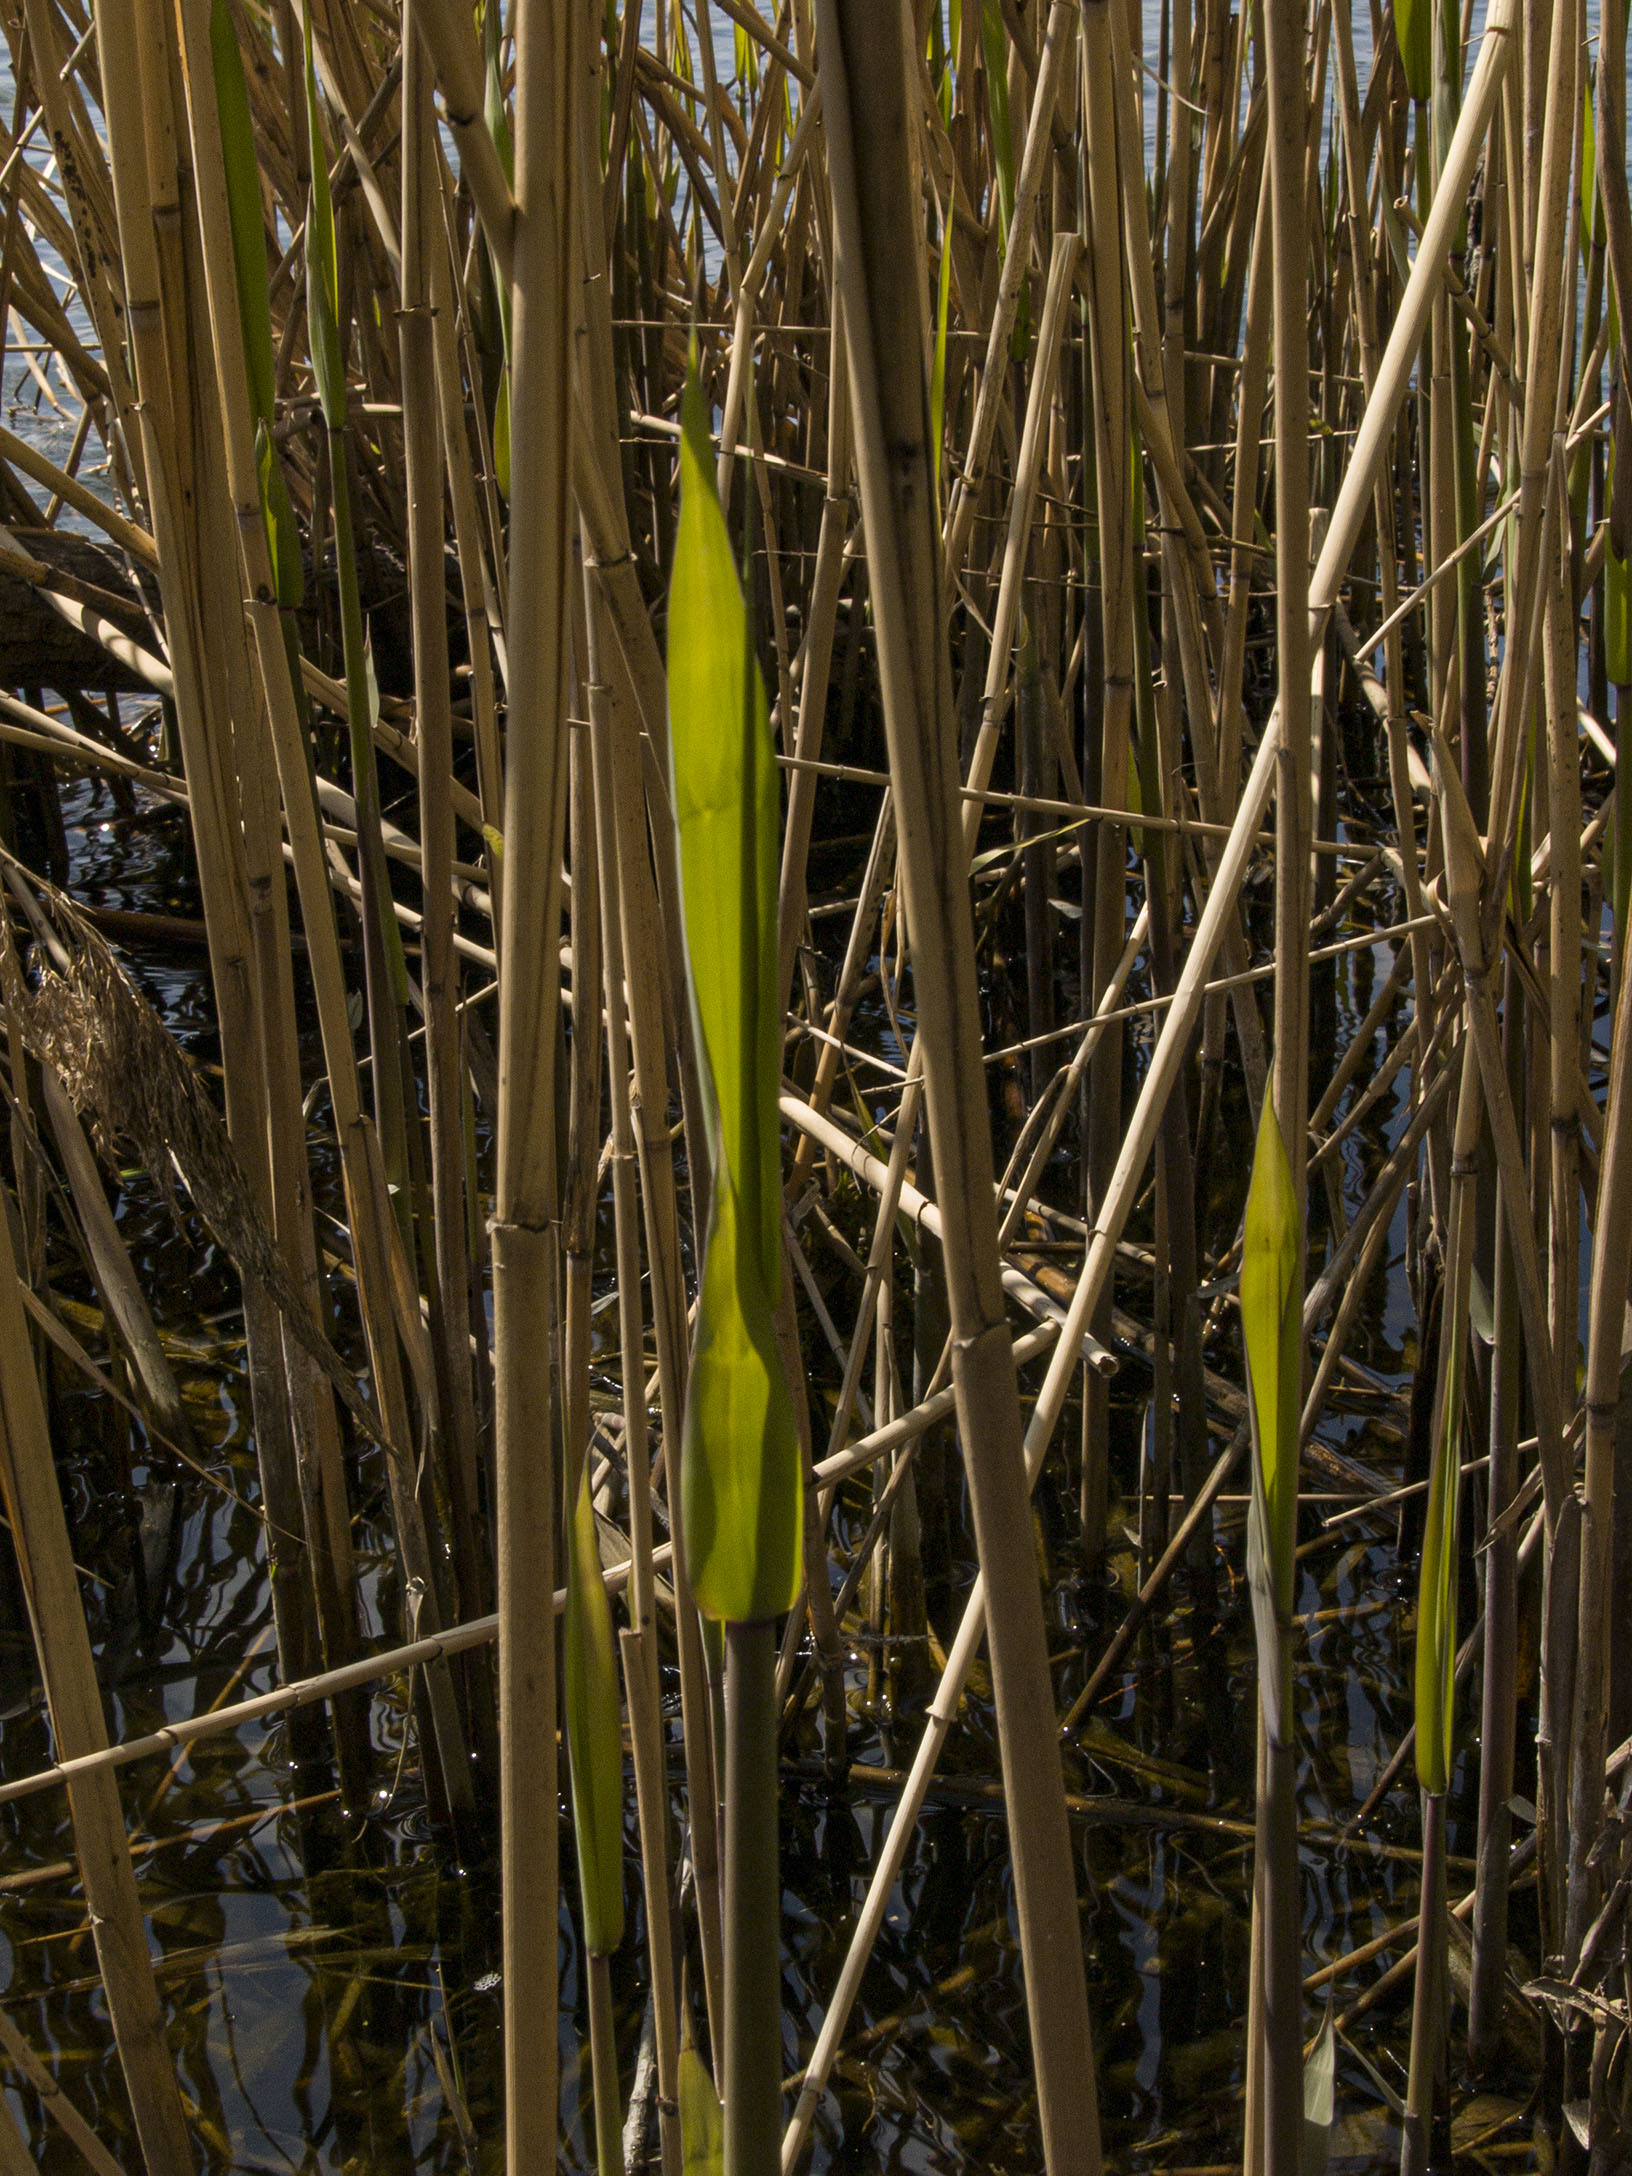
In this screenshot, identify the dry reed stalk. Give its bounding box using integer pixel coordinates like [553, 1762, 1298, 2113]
[402, 10, 478, 1504]
[783, 161, 1505, 2062]
[0, 1217, 192, 2175]
[174, 0, 403, 1797]
[941, 0, 1075, 584]
[1078, 0, 1135, 1560]
[38, 1066, 192, 1450]
[1248, 0, 1315, 2150]
[109, 0, 381, 1793]
[788, 228, 1091, 1561]
[775, 282, 849, 1009]
[588, 555, 728, 2058]
[1566, 823, 1632, 1958]
[586, 595, 684, 2176]
[816, 6, 1103, 2169]
[0, 2003, 126, 2176]
[411, 0, 514, 275]
[0, 2069, 39, 2174]
[487, 0, 580, 2151]
[783, 700, 1282, 2172]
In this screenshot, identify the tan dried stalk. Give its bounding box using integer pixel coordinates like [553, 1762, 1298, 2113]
[0, 1216, 192, 2174]
[816, 9, 1103, 2170]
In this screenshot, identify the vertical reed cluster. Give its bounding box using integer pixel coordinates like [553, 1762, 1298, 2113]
[0, 0, 1627, 2165]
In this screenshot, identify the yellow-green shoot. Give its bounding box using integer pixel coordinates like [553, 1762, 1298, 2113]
[1241, 1095, 1302, 1748]
[668, 361, 802, 1628]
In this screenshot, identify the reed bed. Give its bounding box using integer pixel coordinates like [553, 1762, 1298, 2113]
[0, 0, 1624, 2166]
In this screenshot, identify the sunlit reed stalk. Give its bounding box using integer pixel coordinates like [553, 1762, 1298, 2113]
[0, 1178, 191, 2173]
[1401, 994, 1479, 2176]
[587, 587, 685, 2176]
[400, 10, 486, 1658]
[1246, 0, 1314, 2155]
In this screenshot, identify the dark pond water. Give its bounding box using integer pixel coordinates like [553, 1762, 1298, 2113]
[0, 685, 1559, 2175]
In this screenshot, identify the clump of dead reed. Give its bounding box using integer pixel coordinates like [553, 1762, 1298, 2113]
[0, 0, 1626, 2168]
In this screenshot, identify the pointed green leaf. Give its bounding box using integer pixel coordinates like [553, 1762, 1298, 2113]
[302, 6, 347, 426]
[565, 1464, 626, 1958]
[980, 0, 1014, 247]
[1241, 1095, 1302, 1611]
[1241, 1096, 1302, 1751]
[1582, 66, 1606, 247]
[1606, 536, 1630, 689]
[210, 0, 276, 430]
[680, 1169, 801, 1622]
[493, 363, 511, 502]
[931, 200, 954, 507]
[679, 2041, 723, 2176]
[1394, 0, 1432, 103]
[1415, 1301, 1464, 1796]
[256, 420, 305, 609]
[669, 360, 801, 1623]
[670, 369, 782, 1280]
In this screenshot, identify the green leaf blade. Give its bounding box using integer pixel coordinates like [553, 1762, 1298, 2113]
[1582, 67, 1606, 247]
[565, 1466, 626, 1959]
[1241, 1096, 1303, 1750]
[680, 1174, 801, 1623]
[679, 2041, 723, 2176]
[668, 362, 802, 1624]
[669, 372, 782, 1281]
[1395, 0, 1432, 103]
[1241, 1096, 1302, 1607]
[931, 204, 953, 507]
[302, 7, 347, 426]
[210, 0, 276, 430]
[1414, 1308, 1464, 1796]
[256, 421, 305, 609]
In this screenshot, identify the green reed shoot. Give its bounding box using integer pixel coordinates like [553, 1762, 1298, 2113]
[668, 356, 801, 2176]
[1241, 1092, 1305, 2176]
[211, 0, 302, 611]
